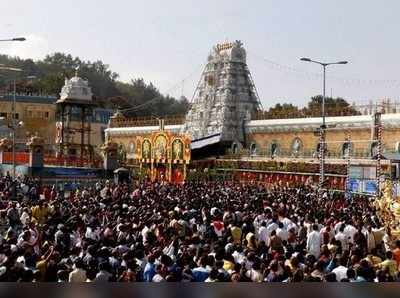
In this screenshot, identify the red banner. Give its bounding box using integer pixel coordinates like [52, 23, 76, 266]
[1, 152, 29, 164]
[1, 152, 102, 168]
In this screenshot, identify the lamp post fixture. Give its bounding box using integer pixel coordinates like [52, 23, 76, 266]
[0, 37, 26, 42]
[300, 58, 348, 193]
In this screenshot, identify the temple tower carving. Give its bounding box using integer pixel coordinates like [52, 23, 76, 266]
[183, 40, 261, 146]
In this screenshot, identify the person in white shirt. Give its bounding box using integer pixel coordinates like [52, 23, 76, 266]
[69, 258, 87, 282]
[94, 263, 113, 282]
[85, 226, 100, 242]
[152, 273, 165, 282]
[276, 222, 288, 242]
[344, 223, 357, 245]
[246, 267, 263, 282]
[334, 221, 344, 234]
[286, 218, 298, 235]
[152, 264, 165, 282]
[232, 249, 245, 264]
[141, 225, 150, 244]
[258, 221, 269, 244]
[281, 217, 292, 231]
[72, 226, 84, 248]
[253, 214, 265, 238]
[382, 228, 393, 252]
[364, 226, 376, 253]
[20, 208, 30, 227]
[307, 224, 321, 258]
[204, 268, 219, 282]
[335, 225, 349, 251]
[331, 256, 349, 282]
[266, 220, 278, 238]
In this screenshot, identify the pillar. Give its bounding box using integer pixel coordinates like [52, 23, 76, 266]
[80, 106, 85, 164]
[0, 138, 12, 164]
[101, 141, 119, 171]
[27, 136, 44, 168]
[168, 162, 172, 183]
[150, 160, 154, 182]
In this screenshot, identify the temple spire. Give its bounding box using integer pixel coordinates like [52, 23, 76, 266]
[74, 66, 80, 77]
[183, 40, 261, 145]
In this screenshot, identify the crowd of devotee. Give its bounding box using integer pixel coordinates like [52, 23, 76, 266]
[0, 172, 399, 282]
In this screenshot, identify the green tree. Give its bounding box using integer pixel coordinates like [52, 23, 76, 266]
[303, 95, 360, 117]
[115, 79, 189, 117]
[264, 103, 302, 119]
[0, 52, 189, 116]
[37, 53, 120, 99]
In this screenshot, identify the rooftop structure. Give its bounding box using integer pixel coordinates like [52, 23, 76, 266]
[56, 70, 95, 163]
[57, 69, 94, 104]
[246, 113, 400, 133]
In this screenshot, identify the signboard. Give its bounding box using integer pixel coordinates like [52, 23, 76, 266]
[348, 178, 361, 193]
[363, 180, 377, 194]
[348, 166, 378, 195]
[38, 167, 103, 178]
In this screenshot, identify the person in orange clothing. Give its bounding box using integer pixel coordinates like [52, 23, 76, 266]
[393, 240, 400, 270]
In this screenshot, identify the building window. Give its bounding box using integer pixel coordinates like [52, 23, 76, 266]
[370, 141, 379, 157]
[232, 143, 239, 154]
[25, 110, 51, 119]
[271, 142, 279, 158]
[395, 142, 400, 153]
[342, 141, 352, 158]
[250, 143, 257, 156]
[291, 137, 303, 157]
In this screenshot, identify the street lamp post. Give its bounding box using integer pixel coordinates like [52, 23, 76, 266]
[0, 37, 26, 42]
[12, 78, 16, 180]
[300, 58, 348, 193]
[0, 66, 23, 184]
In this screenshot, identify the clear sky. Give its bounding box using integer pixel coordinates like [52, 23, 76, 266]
[1, 0, 400, 108]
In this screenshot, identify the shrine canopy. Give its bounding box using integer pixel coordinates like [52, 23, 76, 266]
[56, 69, 94, 105]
